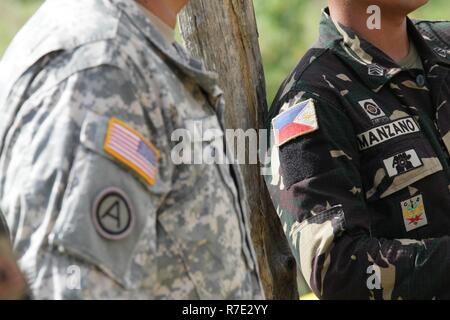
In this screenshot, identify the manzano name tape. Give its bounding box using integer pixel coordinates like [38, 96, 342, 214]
[357, 117, 420, 151]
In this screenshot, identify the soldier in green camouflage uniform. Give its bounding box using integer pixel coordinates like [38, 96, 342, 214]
[0, 0, 262, 299]
[265, 3, 450, 299]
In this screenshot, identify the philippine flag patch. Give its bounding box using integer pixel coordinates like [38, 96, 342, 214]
[272, 99, 318, 147]
[104, 118, 160, 186]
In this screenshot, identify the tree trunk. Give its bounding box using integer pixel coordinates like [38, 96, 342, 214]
[180, 0, 298, 300]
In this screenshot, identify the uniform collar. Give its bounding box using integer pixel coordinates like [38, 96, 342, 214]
[409, 19, 450, 68]
[136, 2, 176, 43]
[318, 8, 450, 92]
[110, 0, 222, 100]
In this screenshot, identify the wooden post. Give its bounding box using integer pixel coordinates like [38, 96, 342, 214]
[179, 0, 298, 300]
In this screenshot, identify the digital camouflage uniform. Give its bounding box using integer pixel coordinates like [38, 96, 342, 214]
[0, 0, 262, 299]
[265, 8, 450, 300]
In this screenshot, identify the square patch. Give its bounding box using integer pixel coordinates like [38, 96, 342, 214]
[272, 99, 319, 147]
[383, 149, 423, 178]
[401, 194, 428, 232]
[358, 98, 386, 120]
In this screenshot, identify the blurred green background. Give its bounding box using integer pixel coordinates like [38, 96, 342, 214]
[0, 0, 449, 104]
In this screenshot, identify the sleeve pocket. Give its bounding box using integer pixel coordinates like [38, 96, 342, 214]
[294, 205, 346, 290]
[48, 111, 162, 288]
[362, 139, 443, 201]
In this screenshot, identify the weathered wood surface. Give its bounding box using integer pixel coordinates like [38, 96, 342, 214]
[180, 0, 298, 300]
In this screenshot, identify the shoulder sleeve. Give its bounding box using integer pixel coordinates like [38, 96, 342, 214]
[265, 95, 450, 300]
[3, 64, 172, 298]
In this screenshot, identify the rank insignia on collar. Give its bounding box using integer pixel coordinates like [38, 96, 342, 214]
[368, 64, 385, 77]
[272, 99, 319, 147]
[401, 194, 428, 232]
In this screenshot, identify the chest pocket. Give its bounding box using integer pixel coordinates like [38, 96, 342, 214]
[187, 115, 255, 269]
[49, 111, 168, 289]
[360, 126, 446, 238]
[184, 116, 225, 164]
[160, 114, 256, 297]
[362, 133, 443, 202]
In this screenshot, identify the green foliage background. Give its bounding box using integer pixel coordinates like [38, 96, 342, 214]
[0, 0, 449, 104]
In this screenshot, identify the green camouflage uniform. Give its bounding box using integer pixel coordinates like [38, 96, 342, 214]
[265, 8, 450, 300]
[0, 0, 262, 299]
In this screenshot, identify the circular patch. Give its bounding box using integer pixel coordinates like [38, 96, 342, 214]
[92, 188, 134, 241]
[416, 74, 426, 87]
[364, 102, 382, 116]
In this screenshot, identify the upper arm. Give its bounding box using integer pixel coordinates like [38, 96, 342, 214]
[270, 96, 366, 228]
[4, 65, 172, 293]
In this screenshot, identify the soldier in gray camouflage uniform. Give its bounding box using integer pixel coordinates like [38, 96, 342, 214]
[265, 0, 450, 299]
[0, 0, 262, 299]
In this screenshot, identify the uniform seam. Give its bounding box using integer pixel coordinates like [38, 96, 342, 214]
[294, 48, 330, 82]
[270, 48, 329, 114]
[292, 89, 360, 150]
[24, 63, 130, 109]
[417, 21, 450, 49]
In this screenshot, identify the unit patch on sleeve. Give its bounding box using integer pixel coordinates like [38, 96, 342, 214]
[104, 118, 160, 186]
[272, 99, 319, 147]
[383, 149, 423, 178]
[92, 187, 135, 240]
[401, 194, 428, 232]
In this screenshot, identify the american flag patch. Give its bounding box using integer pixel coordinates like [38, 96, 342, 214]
[104, 118, 160, 186]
